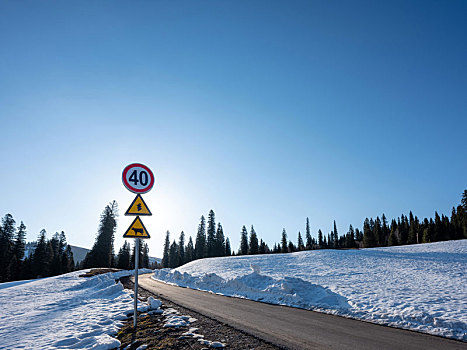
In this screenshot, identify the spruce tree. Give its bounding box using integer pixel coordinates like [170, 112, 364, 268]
[388, 224, 399, 246]
[288, 240, 296, 253]
[50, 233, 61, 276]
[178, 231, 185, 266]
[215, 223, 225, 257]
[0, 214, 15, 282]
[318, 229, 323, 247]
[185, 236, 194, 263]
[32, 229, 52, 278]
[11, 221, 26, 279]
[374, 217, 382, 247]
[225, 238, 231, 256]
[305, 218, 312, 250]
[363, 218, 376, 248]
[59, 232, 74, 274]
[195, 216, 206, 259]
[168, 241, 179, 268]
[281, 229, 288, 253]
[259, 239, 266, 254]
[248, 225, 259, 254]
[83, 201, 118, 268]
[407, 211, 417, 244]
[381, 214, 389, 246]
[117, 241, 131, 269]
[162, 231, 170, 268]
[239, 226, 249, 255]
[297, 232, 304, 250]
[206, 210, 216, 257]
[142, 242, 150, 268]
[333, 220, 338, 248]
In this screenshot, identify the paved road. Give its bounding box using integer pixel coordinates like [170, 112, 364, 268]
[137, 274, 466, 350]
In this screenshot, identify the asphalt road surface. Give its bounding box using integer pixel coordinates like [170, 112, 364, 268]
[137, 274, 466, 350]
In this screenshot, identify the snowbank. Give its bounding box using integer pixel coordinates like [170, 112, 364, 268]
[153, 240, 467, 341]
[0, 268, 152, 349]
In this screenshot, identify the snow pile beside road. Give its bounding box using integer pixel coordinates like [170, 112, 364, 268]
[153, 267, 349, 311]
[0, 269, 150, 349]
[153, 240, 467, 341]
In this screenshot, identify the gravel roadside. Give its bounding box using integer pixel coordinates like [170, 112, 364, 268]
[118, 276, 283, 350]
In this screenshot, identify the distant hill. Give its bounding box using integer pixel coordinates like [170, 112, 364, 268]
[70, 246, 89, 264]
[25, 242, 160, 266]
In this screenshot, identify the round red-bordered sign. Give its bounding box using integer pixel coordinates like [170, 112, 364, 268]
[122, 163, 155, 194]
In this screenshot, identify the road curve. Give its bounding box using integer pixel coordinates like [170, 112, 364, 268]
[136, 274, 465, 350]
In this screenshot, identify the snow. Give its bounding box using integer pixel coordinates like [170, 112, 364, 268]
[0, 268, 152, 349]
[153, 240, 467, 341]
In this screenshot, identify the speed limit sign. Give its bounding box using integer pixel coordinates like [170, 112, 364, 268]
[122, 163, 155, 194]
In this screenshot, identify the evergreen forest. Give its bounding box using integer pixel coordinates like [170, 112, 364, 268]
[1, 190, 466, 280]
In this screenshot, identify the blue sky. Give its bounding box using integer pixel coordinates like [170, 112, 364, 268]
[1, 1, 466, 257]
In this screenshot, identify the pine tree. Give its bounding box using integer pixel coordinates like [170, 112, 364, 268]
[297, 232, 304, 250]
[248, 225, 259, 255]
[49, 233, 61, 276]
[407, 211, 417, 244]
[178, 231, 185, 266]
[0, 214, 15, 282]
[318, 229, 323, 248]
[239, 226, 249, 255]
[305, 218, 312, 250]
[11, 221, 26, 279]
[32, 229, 52, 278]
[117, 241, 131, 269]
[58, 231, 74, 274]
[374, 217, 382, 247]
[288, 240, 296, 253]
[225, 238, 231, 256]
[185, 236, 194, 263]
[168, 241, 179, 268]
[381, 214, 389, 246]
[162, 231, 170, 268]
[346, 224, 355, 248]
[195, 216, 206, 259]
[142, 242, 150, 268]
[215, 223, 225, 257]
[462, 190, 467, 211]
[83, 201, 118, 268]
[281, 229, 288, 253]
[259, 239, 265, 254]
[206, 210, 216, 257]
[388, 220, 399, 246]
[363, 218, 376, 248]
[333, 221, 338, 248]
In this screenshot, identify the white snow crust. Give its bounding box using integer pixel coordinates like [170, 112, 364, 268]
[153, 240, 467, 341]
[0, 268, 152, 349]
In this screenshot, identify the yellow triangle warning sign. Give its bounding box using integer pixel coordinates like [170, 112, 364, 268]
[125, 194, 152, 216]
[123, 216, 150, 239]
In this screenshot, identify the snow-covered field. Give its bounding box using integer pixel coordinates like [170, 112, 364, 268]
[0, 269, 152, 349]
[153, 240, 467, 341]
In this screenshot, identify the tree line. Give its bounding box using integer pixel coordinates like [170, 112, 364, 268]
[161, 210, 232, 268]
[159, 190, 467, 269]
[0, 200, 155, 283]
[254, 190, 467, 253]
[0, 214, 74, 282]
[2, 191, 466, 279]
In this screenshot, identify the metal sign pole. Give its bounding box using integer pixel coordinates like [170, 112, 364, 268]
[133, 237, 140, 328]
